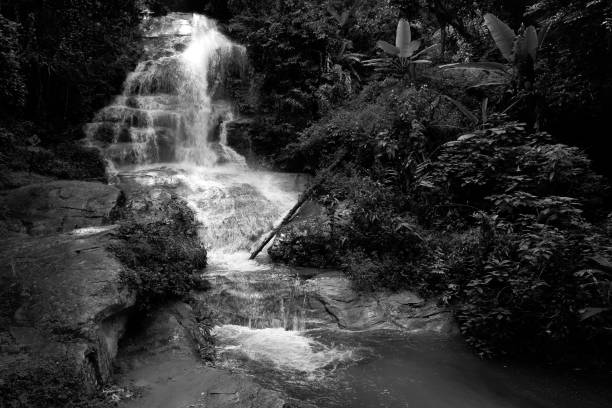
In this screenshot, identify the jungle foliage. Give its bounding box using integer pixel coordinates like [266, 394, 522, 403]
[110, 194, 208, 310]
[255, 0, 612, 367]
[0, 0, 146, 180]
[1, 0, 611, 370]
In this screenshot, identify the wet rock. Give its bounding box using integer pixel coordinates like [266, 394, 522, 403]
[0, 225, 135, 387]
[306, 271, 457, 334]
[306, 272, 385, 330]
[116, 302, 287, 408]
[0, 180, 121, 236]
[0, 175, 209, 395]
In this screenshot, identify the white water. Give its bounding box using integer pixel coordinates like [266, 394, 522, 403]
[214, 325, 355, 377]
[87, 12, 355, 380]
[85, 13, 246, 167]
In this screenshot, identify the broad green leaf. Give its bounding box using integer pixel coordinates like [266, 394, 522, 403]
[468, 81, 510, 89]
[481, 97, 489, 123]
[413, 43, 439, 59]
[362, 58, 389, 65]
[524, 26, 538, 61]
[438, 62, 509, 73]
[484, 13, 516, 62]
[396, 19, 413, 57]
[403, 40, 421, 58]
[377, 40, 400, 56]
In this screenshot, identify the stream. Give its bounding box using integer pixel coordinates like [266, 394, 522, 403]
[85, 12, 612, 408]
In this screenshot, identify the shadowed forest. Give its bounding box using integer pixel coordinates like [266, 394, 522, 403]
[2, 1, 612, 407]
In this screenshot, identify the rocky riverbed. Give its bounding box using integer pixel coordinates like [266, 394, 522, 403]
[0, 177, 285, 407]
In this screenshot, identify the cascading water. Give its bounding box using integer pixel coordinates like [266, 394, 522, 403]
[87, 11, 356, 393]
[85, 13, 246, 168]
[90, 13, 612, 408]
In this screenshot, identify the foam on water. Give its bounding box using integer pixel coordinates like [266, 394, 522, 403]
[214, 325, 355, 377]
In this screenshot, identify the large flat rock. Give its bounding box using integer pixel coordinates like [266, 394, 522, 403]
[0, 180, 121, 236]
[306, 271, 456, 334]
[0, 225, 135, 386]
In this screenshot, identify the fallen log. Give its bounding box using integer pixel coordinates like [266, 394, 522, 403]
[249, 151, 346, 260]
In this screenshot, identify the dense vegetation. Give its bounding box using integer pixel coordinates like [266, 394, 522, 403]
[2, 0, 611, 373]
[215, 0, 612, 368]
[110, 191, 208, 310]
[216, 0, 612, 175]
[0, 0, 144, 185]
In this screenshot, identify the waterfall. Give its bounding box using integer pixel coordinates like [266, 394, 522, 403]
[85, 13, 246, 167]
[87, 12, 352, 380]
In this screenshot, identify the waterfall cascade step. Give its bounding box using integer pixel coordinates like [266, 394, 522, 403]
[85, 13, 246, 167]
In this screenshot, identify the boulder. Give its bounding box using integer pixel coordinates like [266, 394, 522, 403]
[0, 180, 121, 236]
[0, 176, 209, 399]
[306, 271, 457, 334]
[0, 225, 135, 388]
[306, 272, 385, 330]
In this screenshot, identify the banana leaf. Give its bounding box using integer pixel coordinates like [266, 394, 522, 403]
[377, 40, 400, 56]
[396, 19, 413, 57]
[524, 26, 538, 61]
[468, 81, 510, 89]
[438, 62, 509, 73]
[413, 44, 439, 59]
[484, 13, 516, 62]
[404, 40, 421, 58]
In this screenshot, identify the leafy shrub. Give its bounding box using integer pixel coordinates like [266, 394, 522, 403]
[444, 213, 612, 365]
[110, 195, 207, 309]
[272, 171, 429, 290]
[413, 120, 608, 226]
[0, 125, 107, 182]
[283, 79, 466, 173]
[268, 215, 339, 268]
[0, 0, 142, 134]
[409, 120, 612, 365]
